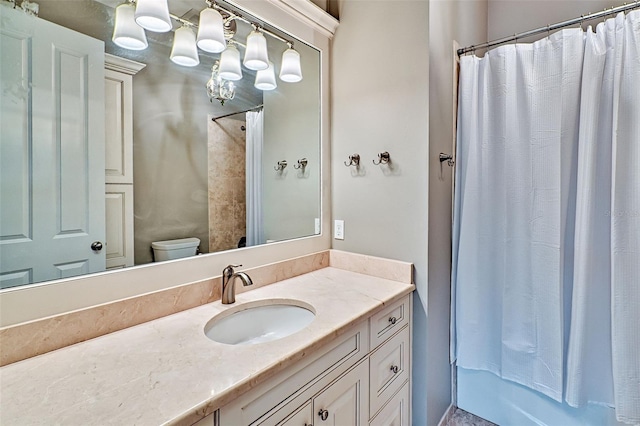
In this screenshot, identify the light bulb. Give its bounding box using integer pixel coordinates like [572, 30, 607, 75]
[135, 0, 172, 33]
[112, 3, 148, 50]
[279, 48, 302, 82]
[170, 26, 199, 67]
[254, 61, 277, 91]
[197, 8, 226, 53]
[243, 30, 269, 71]
[219, 44, 242, 81]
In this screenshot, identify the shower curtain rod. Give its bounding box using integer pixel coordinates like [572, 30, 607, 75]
[457, 1, 640, 56]
[211, 104, 264, 122]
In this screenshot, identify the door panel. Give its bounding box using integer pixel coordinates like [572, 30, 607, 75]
[0, 21, 33, 244]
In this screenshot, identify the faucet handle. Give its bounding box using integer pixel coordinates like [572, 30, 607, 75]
[223, 264, 242, 275]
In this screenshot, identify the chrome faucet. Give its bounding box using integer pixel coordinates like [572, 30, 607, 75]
[221, 264, 253, 304]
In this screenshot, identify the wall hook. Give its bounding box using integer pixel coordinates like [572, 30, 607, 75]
[274, 160, 287, 171]
[344, 154, 360, 167]
[373, 151, 391, 165]
[439, 153, 455, 167]
[293, 158, 308, 170]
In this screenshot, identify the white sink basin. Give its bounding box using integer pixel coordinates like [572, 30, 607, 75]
[204, 300, 315, 345]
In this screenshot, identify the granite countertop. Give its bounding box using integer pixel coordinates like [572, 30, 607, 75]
[0, 266, 414, 425]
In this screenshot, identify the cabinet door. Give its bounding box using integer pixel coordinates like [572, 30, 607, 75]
[105, 184, 134, 268]
[369, 382, 410, 426]
[313, 360, 369, 426]
[104, 68, 133, 184]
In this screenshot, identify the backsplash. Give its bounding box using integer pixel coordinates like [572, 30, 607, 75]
[0, 250, 412, 366]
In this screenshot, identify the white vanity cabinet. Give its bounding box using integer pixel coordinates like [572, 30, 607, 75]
[213, 294, 412, 426]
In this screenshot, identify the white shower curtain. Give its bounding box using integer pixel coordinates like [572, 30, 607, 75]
[245, 110, 264, 247]
[452, 10, 640, 423]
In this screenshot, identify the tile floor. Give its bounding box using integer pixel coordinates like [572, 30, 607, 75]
[447, 408, 497, 426]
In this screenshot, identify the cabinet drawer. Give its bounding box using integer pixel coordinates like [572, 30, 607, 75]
[369, 326, 410, 418]
[369, 381, 410, 426]
[221, 321, 369, 425]
[369, 296, 410, 350]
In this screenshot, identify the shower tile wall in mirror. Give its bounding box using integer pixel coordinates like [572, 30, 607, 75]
[0, 0, 321, 288]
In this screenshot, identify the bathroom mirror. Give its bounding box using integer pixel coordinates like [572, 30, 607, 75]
[0, 0, 321, 288]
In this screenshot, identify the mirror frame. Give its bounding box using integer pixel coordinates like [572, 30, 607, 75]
[0, 0, 338, 327]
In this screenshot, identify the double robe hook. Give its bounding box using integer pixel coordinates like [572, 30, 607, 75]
[294, 158, 307, 170]
[373, 151, 391, 165]
[344, 154, 360, 167]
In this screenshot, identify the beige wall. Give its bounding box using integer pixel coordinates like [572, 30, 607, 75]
[132, 60, 212, 264]
[330, 0, 431, 423]
[332, 0, 489, 424]
[208, 117, 247, 252]
[428, 1, 488, 423]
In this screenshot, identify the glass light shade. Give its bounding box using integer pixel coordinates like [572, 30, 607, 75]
[219, 44, 242, 81]
[134, 0, 172, 33]
[112, 3, 148, 50]
[254, 61, 277, 91]
[196, 8, 226, 53]
[279, 48, 303, 82]
[170, 26, 200, 67]
[243, 30, 269, 71]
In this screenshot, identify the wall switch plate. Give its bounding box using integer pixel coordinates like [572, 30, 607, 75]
[314, 218, 320, 234]
[334, 220, 344, 240]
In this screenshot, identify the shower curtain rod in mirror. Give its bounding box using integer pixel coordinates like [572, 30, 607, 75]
[211, 104, 264, 121]
[457, 0, 640, 56]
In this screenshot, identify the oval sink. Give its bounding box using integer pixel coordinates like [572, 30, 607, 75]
[204, 300, 315, 345]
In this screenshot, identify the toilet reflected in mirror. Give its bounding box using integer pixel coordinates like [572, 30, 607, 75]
[151, 238, 201, 262]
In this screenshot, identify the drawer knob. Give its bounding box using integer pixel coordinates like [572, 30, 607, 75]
[388, 316, 397, 325]
[318, 409, 329, 421]
[390, 365, 399, 374]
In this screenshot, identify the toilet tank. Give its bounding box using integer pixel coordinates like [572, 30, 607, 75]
[151, 237, 200, 262]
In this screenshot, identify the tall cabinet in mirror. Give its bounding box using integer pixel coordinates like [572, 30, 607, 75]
[104, 54, 145, 270]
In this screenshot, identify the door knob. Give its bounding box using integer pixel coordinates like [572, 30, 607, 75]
[91, 241, 103, 252]
[318, 409, 329, 421]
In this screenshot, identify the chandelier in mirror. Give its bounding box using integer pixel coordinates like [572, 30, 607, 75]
[112, 0, 303, 102]
[206, 61, 235, 105]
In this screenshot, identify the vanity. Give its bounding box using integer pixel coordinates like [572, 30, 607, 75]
[0, 252, 414, 425]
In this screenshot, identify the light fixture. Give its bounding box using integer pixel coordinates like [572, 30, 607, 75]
[170, 25, 199, 67]
[243, 29, 269, 71]
[254, 61, 277, 91]
[219, 43, 242, 81]
[134, 0, 172, 33]
[112, 2, 148, 50]
[279, 46, 302, 82]
[207, 61, 235, 105]
[196, 7, 226, 53]
[111, 0, 305, 106]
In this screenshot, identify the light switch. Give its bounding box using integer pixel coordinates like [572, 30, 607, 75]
[334, 220, 344, 240]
